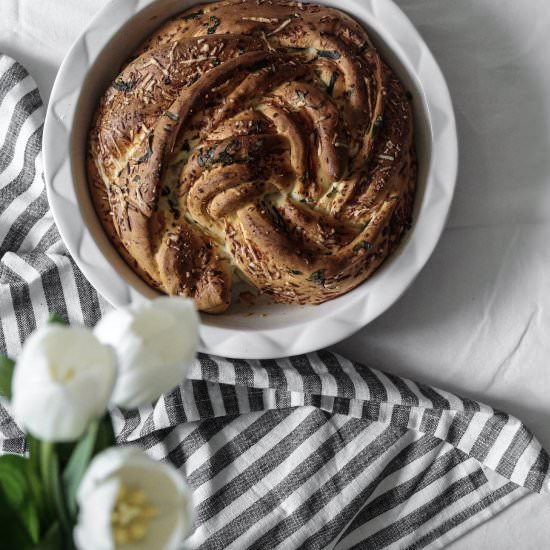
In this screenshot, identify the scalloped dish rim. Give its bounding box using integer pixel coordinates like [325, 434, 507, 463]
[43, 0, 458, 359]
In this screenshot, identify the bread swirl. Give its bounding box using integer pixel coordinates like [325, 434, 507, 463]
[88, 0, 417, 313]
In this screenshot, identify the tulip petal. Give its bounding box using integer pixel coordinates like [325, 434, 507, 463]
[76, 448, 193, 550]
[74, 476, 119, 550]
[11, 326, 116, 442]
[95, 297, 198, 409]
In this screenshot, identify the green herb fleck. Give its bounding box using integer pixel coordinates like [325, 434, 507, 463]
[133, 175, 141, 183]
[164, 111, 179, 121]
[197, 147, 216, 168]
[353, 240, 372, 253]
[326, 72, 338, 96]
[207, 15, 221, 34]
[252, 119, 263, 134]
[371, 115, 383, 133]
[271, 208, 286, 230]
[326, 185, 338, 198]
[307, 270, 325, 284]
[218, 151, 234, 165]
[136, 133, 154, 164]
[113, 79, 135, 93]
[182, 9, 204, 20]
[318, 50, 341, 60]
[212, 58, 221, 67]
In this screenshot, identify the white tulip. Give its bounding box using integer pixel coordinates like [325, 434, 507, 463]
[74, 447, 193, 550]
[11, 325, 116, 442]
[94, 297, 199, 409]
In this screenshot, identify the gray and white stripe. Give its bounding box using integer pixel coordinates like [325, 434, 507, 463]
[0, 54, 548, 549]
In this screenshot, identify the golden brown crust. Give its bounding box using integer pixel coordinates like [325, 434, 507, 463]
[88, 0, 417, 313]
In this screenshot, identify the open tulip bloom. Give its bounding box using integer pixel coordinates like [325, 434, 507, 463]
[74, 448, 193, 550]
[0, 298, 198, 549]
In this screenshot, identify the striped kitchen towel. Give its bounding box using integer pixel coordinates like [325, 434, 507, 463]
[0, 54, 549, 549]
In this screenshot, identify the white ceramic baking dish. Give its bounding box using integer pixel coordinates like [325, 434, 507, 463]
[43, 0, 457, 359]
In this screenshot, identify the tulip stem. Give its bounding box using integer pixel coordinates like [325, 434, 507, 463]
[39, 441, 74, 547]
[27, 434, 54, 525]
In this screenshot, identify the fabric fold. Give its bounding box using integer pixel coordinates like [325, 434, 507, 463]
[110, 351, 550, 496]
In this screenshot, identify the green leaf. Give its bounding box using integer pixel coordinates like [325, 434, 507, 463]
[0, 455, 27, 504]
[26, 436, 51, 526]
[0, 455, 41, 544]
[27, 435, 44, 493]
[0, 489, 34, 549]
[95, 414, 117, 452]
[55, 441, 79, 471]
[39, 443, 72, 537]
[0, 354, 15, 399]
[34, 522, 62, 550]
[62, 421, 99, 518]
[47, 313, 67, 325]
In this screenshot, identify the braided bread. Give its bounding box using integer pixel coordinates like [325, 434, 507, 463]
[88, 0, 417, 313]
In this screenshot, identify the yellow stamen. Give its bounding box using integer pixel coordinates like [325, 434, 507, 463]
[111, 485, 159, 545]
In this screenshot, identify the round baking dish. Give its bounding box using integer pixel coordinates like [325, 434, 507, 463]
[43, 0, 457, 359]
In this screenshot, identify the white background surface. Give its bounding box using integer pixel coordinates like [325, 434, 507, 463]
[1, 0, 549, 547]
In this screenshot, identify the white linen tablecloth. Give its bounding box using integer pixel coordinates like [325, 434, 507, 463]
[1, 0, 549, 547]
